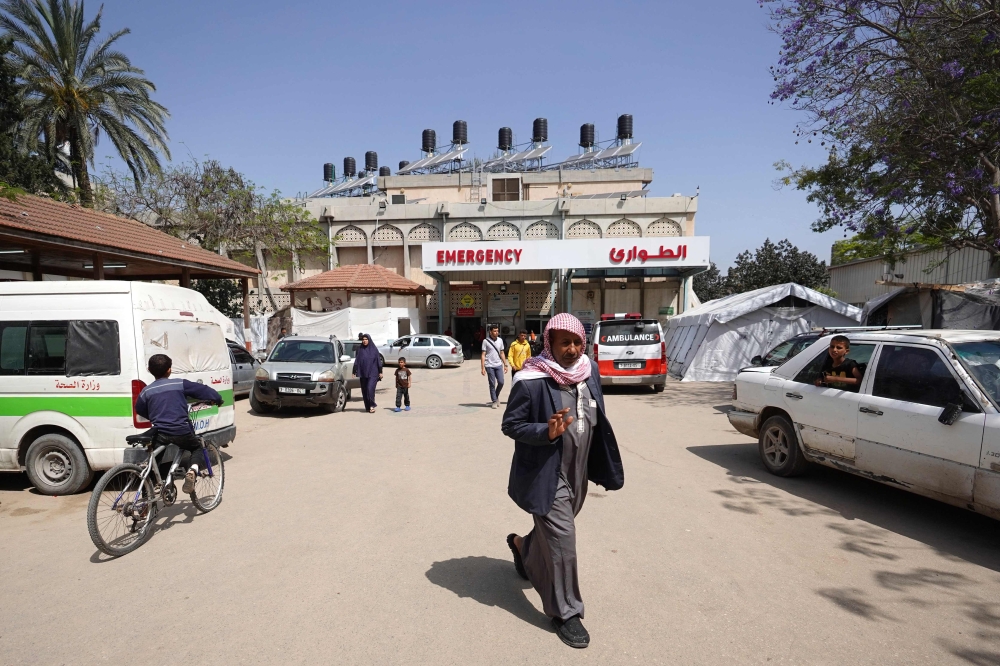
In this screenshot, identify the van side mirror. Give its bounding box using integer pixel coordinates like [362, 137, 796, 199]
[751, 355, 763, 366]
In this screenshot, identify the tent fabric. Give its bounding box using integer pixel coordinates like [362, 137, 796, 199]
[664, 283, 862, 382]
[229, 316, 269, 352]
[289, 307, 420, 344]
[934, 291, 1000, 329]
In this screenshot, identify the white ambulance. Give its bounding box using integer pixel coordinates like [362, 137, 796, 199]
[589, 313, 667, 392]
[0, 281, 236, 495]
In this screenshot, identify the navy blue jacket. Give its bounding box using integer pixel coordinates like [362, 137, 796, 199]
[501, 360, 624, 515]
[135, 378, 223, 436]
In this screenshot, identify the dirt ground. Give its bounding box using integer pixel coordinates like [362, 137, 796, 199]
[2, 363, 999, 665]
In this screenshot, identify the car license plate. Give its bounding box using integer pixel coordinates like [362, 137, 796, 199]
[279, 387, 306, 394]
[616, 362, 643, 369]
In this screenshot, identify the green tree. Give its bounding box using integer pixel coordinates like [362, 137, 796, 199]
[693, 262, 731, 302]
[0, 0, 169, 207]
[0, 36, 63, 198]
[727, 239, 829, 293]
[192, 279, 243, 318]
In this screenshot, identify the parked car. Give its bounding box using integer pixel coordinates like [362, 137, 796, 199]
[378, 335, 464, 369]
[728, 330, 1000, 520]
[250, 335, 351, 414]
[587, 316, 666, 391]
[749, 326, 922, 369]
[227, 340, 258, 398]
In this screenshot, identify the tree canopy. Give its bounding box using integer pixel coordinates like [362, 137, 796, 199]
[764, 1, 1000, 256]
[0, 0, 169, 206]
[693, 239, 831, 301]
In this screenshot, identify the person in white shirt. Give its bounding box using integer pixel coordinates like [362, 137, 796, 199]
[480, 323, 509, 409]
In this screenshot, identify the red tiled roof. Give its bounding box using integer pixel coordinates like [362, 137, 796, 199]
[282, 263, 431, 294]
[0, 194, 258, 276]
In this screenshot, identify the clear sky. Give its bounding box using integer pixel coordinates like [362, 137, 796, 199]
[88, 0, 843, 268]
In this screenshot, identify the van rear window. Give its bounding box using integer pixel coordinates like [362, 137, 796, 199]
[142, 320, 228, 373]
[597, 322, 661, 346]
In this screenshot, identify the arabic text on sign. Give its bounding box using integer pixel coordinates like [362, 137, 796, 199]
[608, 245, 688, 265]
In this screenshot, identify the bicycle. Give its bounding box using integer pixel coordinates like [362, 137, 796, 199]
[86, 407, 225, 557]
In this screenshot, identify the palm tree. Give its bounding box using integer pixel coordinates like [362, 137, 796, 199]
[0, 0, 169, 206]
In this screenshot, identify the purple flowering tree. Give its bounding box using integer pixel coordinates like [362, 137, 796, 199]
[763, 0, 1000, 258]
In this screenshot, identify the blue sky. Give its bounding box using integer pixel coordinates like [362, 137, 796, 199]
[90, 0, 843, 268]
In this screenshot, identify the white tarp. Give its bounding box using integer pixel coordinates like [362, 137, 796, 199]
[229, 316, 270, 352]
[664, 283, 862, 382]
[289, 307, 420, 344]
[141, 319, 230, 373]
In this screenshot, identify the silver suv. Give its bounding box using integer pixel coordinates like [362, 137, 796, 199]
[378, 334, 464, 369]
[250, 335, 351, 414]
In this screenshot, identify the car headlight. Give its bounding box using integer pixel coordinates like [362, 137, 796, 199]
[316, 370, 336, 382]
[255, 367, 270, 380]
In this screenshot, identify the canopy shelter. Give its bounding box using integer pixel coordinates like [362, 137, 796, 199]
[281, 263, 433, 299]
[861, 280, 1000, 329]
[664, 283, 862, 382]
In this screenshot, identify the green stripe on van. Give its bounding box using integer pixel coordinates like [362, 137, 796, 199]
[0, 395, 133, 417]
[219, 389, 234, 406]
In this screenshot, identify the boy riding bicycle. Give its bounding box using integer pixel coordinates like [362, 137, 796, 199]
[134, 354, 224, 494]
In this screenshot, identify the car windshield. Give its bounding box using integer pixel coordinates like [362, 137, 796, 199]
[761, 336, 816, 367]
[269, 340, 335, 363]
[954, 340, 1000, 405]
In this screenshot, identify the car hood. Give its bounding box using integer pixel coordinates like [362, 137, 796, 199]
[261, 361, 336, 378]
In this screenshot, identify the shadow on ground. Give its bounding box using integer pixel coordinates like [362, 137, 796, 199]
[687, 441, 1000, 573]
[425, 556, 550, 631]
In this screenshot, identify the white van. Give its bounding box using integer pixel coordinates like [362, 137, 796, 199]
[589, 314, 667, 392]
[0, 282, 237, 495]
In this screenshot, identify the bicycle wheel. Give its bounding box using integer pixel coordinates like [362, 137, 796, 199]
[190, 444, 224, 512]
[87, 464, 158, 557]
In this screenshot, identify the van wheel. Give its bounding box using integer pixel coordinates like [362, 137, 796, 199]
[24, 433, 93, 495]
[758, 416, 808, 477]
[250, 392, 276, 414]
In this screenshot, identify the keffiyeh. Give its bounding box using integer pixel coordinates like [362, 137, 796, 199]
[513, 313, 592, 386]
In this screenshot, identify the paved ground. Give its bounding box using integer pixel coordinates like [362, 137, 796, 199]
[2, 362, 1000, 664]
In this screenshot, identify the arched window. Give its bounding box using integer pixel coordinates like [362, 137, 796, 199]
[487, 222, 520, 240]
[448, 222, 484, 241]
[372, 224, 403, 245]
[566, 220, 602, 239]
[525, 221, 559, 239]
[408, 223, 442, 242]
[607, 218, 642, 237]
[647, 218, 683, 237]
[334, 225, 366, 245]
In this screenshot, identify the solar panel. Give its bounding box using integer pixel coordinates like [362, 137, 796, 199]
[308, 183, 338, 198]
[397, 156, 433, 173]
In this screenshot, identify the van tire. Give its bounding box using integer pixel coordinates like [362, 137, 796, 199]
[250, 392, 276, 414]
[24, 433, 93, 495]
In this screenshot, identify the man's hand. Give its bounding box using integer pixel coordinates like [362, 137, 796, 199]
[378, 374, 383, 380]
[481, 367, 486, 376]
[548, 407, 575, 441]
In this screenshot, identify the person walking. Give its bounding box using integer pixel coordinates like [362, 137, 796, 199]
[528, 330, 543, 357]
[352, 333, 382, 413]
[501, 313, 624, 649]
[393, 358, 412, 412]
[481, 323, 509, 409]
[507, 330, 532, 379]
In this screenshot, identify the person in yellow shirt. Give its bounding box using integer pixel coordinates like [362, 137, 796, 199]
[508, 330, 532, 378]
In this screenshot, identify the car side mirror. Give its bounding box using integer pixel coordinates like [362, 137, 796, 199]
[938, 402, 962, 426]
[340, 355, 351, 362]
[751, 355, 763, 366]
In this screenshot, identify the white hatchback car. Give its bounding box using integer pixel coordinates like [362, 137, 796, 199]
[728, 330, 1000, 520]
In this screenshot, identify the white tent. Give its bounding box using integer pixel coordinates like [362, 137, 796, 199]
[664, 283, 862, 382]
[289, 307, 421, 345]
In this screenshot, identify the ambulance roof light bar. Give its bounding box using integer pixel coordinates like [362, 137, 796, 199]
[600, 312, 642, 321]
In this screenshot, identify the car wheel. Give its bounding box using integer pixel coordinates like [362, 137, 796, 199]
[325, 383, 347, 413]
[250, 391, 276, 414]
[379, 355, 385, 365]
[24, 433, 93, 495]
[426, 355, 443, 370]
[346, 388, 353, 401]
[758, 415, 808, 477]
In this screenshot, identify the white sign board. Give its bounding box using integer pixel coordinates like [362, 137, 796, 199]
[421, 237, 710, 272]
[488, 293, 520, 317]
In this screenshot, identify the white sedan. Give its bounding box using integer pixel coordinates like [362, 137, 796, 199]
[728, 330, 1000, 520]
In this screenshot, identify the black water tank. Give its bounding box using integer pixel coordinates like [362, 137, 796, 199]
[422, 129, 436, 153]
[379, 166, 391, 177]
[365, 151, 378, 172]
[617, 114, 633, 140]
[579, 123, 595, 148]
[398, 160, 410, 170]
[453, 120, 468, 145]
[532, 117, 548, 143]
[344, 157, 356, 178]
[498, 127, 513, 151]
[323, 163, 334, 182]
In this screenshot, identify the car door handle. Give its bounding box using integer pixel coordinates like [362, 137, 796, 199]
[785, 392, 803, 400]
[859, 406, 883, 416]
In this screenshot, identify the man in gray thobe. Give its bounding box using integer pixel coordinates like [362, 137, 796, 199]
[501, 314, 624, 649]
